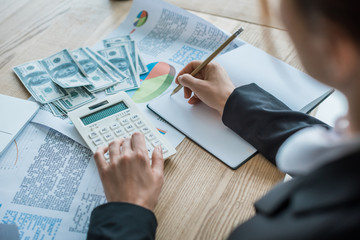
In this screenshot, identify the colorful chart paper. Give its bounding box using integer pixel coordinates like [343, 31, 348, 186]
[127, 62, 175, 103]
[134, 11, 148, 27]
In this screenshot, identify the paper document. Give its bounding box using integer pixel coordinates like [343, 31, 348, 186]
[0, 123, 104, 239]
[34, 0, 245, 150]
[89, 0, 244, 147]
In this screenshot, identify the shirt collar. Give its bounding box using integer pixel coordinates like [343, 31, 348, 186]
[276, 117, 360, 176]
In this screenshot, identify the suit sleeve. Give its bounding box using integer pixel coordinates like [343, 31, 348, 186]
[222, 83, 329, 165]
[87, 202, 157, 240]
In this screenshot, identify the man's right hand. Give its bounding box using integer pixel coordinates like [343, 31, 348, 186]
[175, 61, 235, 116]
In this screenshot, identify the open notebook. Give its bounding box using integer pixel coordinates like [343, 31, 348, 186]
[148, 44, 333, 169]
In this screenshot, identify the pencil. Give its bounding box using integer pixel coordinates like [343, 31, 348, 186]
[170, 27, 244, 96]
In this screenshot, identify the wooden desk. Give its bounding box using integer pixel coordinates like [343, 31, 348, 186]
[0, 0, 293, 239]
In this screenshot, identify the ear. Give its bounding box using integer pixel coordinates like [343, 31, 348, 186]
[323, 21, 360, 87]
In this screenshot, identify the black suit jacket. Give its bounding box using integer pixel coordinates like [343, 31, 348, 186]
[87, 84, 360, 239]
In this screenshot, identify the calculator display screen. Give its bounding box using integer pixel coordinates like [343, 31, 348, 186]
[80, 101, 128, 126]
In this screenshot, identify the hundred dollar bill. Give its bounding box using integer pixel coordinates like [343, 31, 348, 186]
[41, 49, 92, 88]
[104, 35, 148, 75]
[48, 102, 67, 117]
[104, 40, 148, 75]
[85, 47, 139, 94]
[71, 48, 118, 92]
[104, 80, 136, 95]
[84, 47, 128, 83]
[56, 87, 96, 111]
[13, 60, 68, 104]
[136, 48, 148, 75]
[102, 35, 132, 47]
[105, 41, 139, 75]
[52, 101, 67, 112]
[97, 45, 140, 91]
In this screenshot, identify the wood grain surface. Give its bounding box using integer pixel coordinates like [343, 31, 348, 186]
[0, 0, 293, 239]
[168, 0, 284, 29]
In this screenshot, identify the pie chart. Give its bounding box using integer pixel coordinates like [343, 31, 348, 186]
[134, 11, 148, 27]
[129, 62, 175, 103]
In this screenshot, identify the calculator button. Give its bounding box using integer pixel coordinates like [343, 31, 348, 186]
[104, 133, 114, 141]
[135, 120, 145, 128]
[145, 133, 156, 141]
[125, 124, 135, 132]
[128, 131, 136, 137]
[114, 129, 125, 137]
[119, 118, 130, 126]
[89, 132, 98, 139]
[104, 151, 110, 160]
[146, 143, 153, 158]
[90, 124, 99, 131]
[123, 133, 131, 139]
[130, 114, 140, 122]
[140, 127, 150, 134]
[100, 127, 109, 135]
[93, 138, 104, 146]
[161, 145, 168, 154]
[110, 123, 120, 130]
[151, 140, 162, 147]
[120, 109, 131, 116]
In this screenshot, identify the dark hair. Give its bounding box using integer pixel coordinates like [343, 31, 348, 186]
[295, 0, 360, 44]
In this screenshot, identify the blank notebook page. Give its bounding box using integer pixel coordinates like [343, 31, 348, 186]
[148, 91, 257, 169]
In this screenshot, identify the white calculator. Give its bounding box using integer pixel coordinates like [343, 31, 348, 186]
[68, 91, 176, 160]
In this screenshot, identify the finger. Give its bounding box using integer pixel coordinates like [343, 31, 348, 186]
[184, 86, 193, 99]
[176, 74, 194, 99]
[151, 146, 164, 175]
[121, 138, 132, 157]
[178, 74, 203, 98]
[130, 132, 147, 154]
[108, 138, 124, 161]
[188, 96, 202, 105]
[94, 146, 109, 171]
[178, 75, 194, 99]
[175, 61, 202, 84]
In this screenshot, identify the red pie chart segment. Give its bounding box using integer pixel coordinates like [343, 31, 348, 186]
[131, 62, 175, 103]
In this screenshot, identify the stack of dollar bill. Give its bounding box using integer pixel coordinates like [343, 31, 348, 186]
[13, 35, 148, 117]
